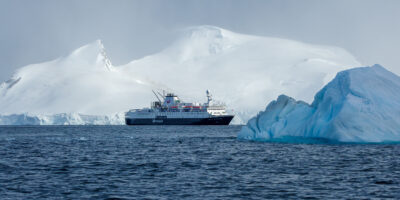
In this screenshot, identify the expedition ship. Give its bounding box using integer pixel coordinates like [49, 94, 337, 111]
[125, 90, 234, 125]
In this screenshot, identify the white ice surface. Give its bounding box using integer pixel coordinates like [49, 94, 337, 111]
[0, 113, 125, 125]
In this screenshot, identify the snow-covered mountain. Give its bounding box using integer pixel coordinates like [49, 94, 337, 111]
[238, 65, 400, 143]
[120, 26, 360, 123]
[0, 26, 360, 125]
[0, 40, 156, 124]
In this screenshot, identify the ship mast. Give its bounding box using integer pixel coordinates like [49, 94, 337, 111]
[152, 90, 162, 103]
[156, 91, 165, 101]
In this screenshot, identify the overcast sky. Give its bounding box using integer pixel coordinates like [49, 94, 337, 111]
[1, 0, 400, 82]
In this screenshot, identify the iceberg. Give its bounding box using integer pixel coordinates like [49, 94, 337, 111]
[0, 26, 360, 125]
[238, 65, 400, 143]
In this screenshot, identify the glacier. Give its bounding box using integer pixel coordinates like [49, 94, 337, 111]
[0, 26, 360, 125]
[0, 113, 124, 125]
[238, 65, 400, 143]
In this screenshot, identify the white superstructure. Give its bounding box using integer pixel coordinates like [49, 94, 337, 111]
[125, 90, 234, 125]
[126, 90, 228, 119]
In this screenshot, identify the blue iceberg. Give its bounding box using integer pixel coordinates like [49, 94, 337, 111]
[238, 65, 400, 143]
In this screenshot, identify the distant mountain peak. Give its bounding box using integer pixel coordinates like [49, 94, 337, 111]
[164, 26, 251, 61]
[186, 25, 226, 39]
[67, 39, 113, 70]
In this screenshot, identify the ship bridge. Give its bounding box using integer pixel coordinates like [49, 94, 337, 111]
[164, 93, 180, 107]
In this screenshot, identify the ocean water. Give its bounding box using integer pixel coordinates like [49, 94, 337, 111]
[0, 126, 399, 199]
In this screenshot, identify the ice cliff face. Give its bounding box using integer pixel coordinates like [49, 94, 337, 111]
[0, 26, 360, 125]
[238, 65, 400, 143]
[0, 113, 125, 125]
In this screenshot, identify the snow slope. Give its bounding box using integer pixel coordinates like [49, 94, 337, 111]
[120, 26, 360, 123]
[0, 26, 360, 125]
[0, 40, 156, 124]
[238, 65, 400, 143]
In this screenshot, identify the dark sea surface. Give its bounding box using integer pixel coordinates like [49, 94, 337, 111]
[0, 125, 399, 199]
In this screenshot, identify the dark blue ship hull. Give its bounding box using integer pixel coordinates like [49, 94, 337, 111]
[125, 115, 234, 125]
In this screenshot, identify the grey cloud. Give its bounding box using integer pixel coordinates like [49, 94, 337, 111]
[1, 0, 399, 82]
